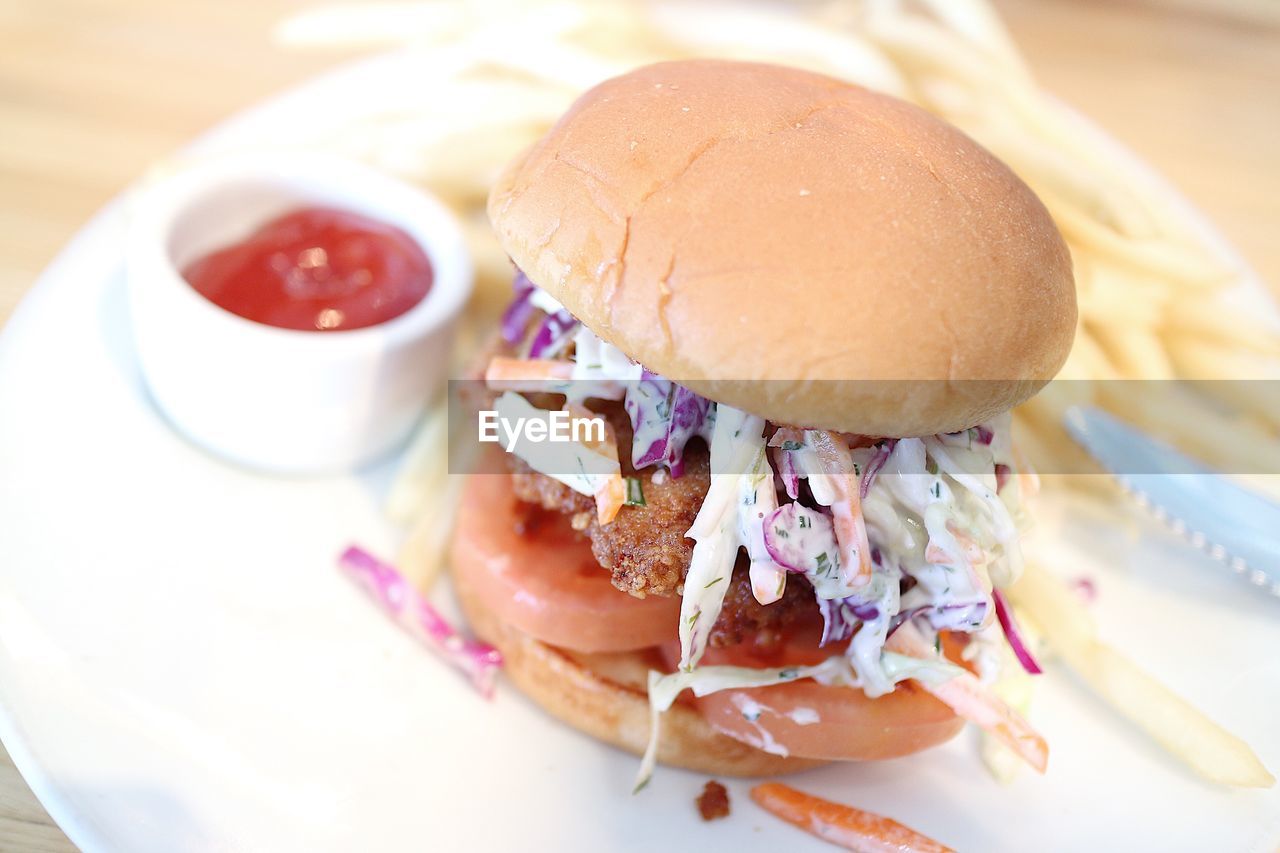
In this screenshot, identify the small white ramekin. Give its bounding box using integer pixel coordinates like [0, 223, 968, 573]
[126, 152, 472, 474]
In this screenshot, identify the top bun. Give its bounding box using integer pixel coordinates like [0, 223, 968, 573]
[488, 60, 1076, 436]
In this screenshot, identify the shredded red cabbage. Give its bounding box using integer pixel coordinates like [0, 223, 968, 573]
[1073, 576, 1098, 603]
[928, 600, 989, 632]
[993, 588, 1042, 675]
[339, 545, 503, 697]
[886, 608, 919, 638]
[771, 445, 800, 500]
[945, 425, 994, 445]
[860, 440, 894, 499]
[817, 596, 881, 646]
[624, 371, 712, 479]
[528, 308, 578, 358]
[886, 600, 989, 639]
[761, 502, 838, 575]
[994, 463, 1012, 492]
[500, 271, 536, 344]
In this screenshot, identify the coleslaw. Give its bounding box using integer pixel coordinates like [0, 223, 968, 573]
[487, 277, 1047, 779]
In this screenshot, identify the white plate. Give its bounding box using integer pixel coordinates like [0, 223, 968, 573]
[2, 50, 1279, 853]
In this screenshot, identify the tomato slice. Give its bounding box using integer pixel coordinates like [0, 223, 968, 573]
[450, 473, 681, 653]
[659, 623, 964, 761]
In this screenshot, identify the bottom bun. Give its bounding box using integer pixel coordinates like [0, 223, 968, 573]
[450, 551, 825, 777]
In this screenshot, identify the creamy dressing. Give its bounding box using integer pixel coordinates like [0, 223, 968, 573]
[527, 287, 567, 316]
[787, 707, 821, 726]
[741, 448, 787, 605]
[634, 651, 962, 790]
[846, 570, 901, 697]
[678, 406, 772, 670]
[567, 325, 643, 393]
[962, 624, 1006, 685]
[496, 286, 1036, 757]
[753, 426, 1028, 695]
[762, 503, 852, 601]
[730, 694, 790, 756]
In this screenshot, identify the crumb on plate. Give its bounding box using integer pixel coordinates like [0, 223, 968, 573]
[696, 780, 730, 821]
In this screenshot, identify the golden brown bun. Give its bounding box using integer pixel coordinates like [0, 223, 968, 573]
[488, 59, 1076, 436]
[450, 546, 823, 777]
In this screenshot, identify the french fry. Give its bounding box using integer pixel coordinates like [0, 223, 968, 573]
[1010, 563, 1275, 788]
[1163, 297, 1280, 358]
[1076, 266, 1168, 330]
[1043, 193, 1237, 290]
[1088, 322, 1175, 380]
[1014, 402, 1100, 474]
[964, 125, 1158, 239]
[395, 474, 465, 592]
[1061, 327, 1122, 382]
[384, 403, 450, 526]
[1163, 336, 1280, 382]
[394, 120, 550, 204]
[1096, 382, 1280, 475]
[274, 1, 474, 48]
[915, 0, 1029, 80]
[653, 5, 909, 96]
[382, 402, 463, 592]
[1163, 338, 1280, 430]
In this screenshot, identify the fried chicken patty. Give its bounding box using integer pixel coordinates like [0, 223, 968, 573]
[474, 335, 815, 647]
[509, 447, 704, 598]
[507, 444, 816, 649]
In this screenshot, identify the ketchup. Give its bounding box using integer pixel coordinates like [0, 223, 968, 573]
[183, 206, 433, 331]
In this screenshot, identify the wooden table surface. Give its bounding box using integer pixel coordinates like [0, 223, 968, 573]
[1, 0, 1277, 849]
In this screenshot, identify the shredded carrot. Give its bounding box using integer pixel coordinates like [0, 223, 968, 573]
[767, 427, 807, 447]
[940, 522, 993, 603]
[594, 475, 626, 525]
[807, 430, 874, 587]
[484, 357, 574, 391]
[1010, 440, 1041, 498]
[887, 622, 1049, 773]
[565, 402, 626, 525]
[750, 783, 954, 853]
